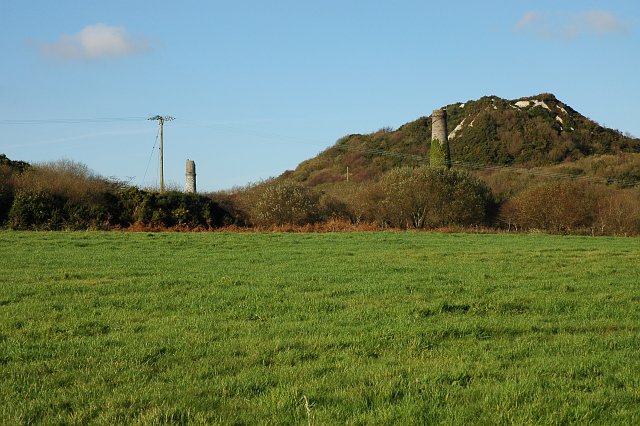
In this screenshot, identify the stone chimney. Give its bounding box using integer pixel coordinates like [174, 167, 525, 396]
[185, 160, 196, 193]
[430, 108, 451, 168]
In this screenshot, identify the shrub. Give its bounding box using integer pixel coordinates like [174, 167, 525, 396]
[13, 159, 112, 203]
[7, 160, 125, 229]
[374, 166, 493, 229]
[8, 191, 66, 230]
[499, 180, 602, 233]
[311, 181, 382, 225]
[0, 154, 30, 173]
[595, 188, 640, 235]
[317, 193, 351, 222]
[63, 192, 120, 230]
[207, 190, 248, 226]
[116, 188, 231, 228]
[7, 189, 120, 230]
[249, 179, 320, 226]
[0, 166, 16, 226]
[477, 170, 535, 203]
[0, 156, 30, 226]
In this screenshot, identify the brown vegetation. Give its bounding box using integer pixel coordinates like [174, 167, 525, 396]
[499, 181, 640, 235]
[12, 159, 114, 201]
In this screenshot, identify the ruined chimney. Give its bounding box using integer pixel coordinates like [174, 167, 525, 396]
[185, 159, 196, 193]
[430, 108, 451, 168]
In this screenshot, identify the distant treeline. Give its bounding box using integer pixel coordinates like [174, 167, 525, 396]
[1, 155, 639, 235]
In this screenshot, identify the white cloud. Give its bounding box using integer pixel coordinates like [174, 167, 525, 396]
[515, 11, 540, 30]
[571, 10, 626, 36]
[37, 23, 151, 60]
[515, 10, 627, 41]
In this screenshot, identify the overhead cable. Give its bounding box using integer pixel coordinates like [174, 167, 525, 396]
[0, 117, 147, 125]
[336, 143, 640, 187]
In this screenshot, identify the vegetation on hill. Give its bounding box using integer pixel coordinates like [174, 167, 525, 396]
[284, 93, 640, 186]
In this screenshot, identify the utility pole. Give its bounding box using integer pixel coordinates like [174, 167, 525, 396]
[148, 115, 175, 193]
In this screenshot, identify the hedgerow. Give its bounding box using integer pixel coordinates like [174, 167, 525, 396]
[2, 154, 639, 235]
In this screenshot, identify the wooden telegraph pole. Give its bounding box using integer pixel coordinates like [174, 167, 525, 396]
[148, 115, 175, 193]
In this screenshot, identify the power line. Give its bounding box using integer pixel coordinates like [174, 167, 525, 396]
[142, 127, 160, 186]
[0, 117, 147, 125]
[3, 113, 637, 187]
[336, 144, 640, 187]
[177, 118, 330, 148]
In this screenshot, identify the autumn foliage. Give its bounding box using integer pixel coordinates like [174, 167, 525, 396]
[499, 181, 640, 235]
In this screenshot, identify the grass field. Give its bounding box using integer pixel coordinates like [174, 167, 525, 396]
[1, 231, 639, 424]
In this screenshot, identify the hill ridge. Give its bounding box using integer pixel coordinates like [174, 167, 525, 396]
[284, 93, 640, 186]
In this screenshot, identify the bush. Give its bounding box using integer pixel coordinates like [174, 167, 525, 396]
[7, 160, 125, 229]
[13, 159, 112, 203]
[0, 155, 30, 226]
[373, 166, 493, 229]
[317, 192, 351, 222]
[499, 180, 601, 233]
[8, 191, 66, 230]
[116, 188, 231, 228]
[0, 154, 29, 173]
[594, 188, 640, 235]
[0, 166, 16, 226]
[249, 179, 320, 226]
[7, 189, 121, 230]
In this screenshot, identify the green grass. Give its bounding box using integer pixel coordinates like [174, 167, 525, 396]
[1, 231, 639, 425]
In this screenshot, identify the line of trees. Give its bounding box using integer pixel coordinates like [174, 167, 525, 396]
[1, 156, 639, 235]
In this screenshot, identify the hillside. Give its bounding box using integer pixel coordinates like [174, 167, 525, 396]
[284, 93, 640, 186]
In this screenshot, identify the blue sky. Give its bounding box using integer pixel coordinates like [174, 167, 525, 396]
[1, 1, 638, 191]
